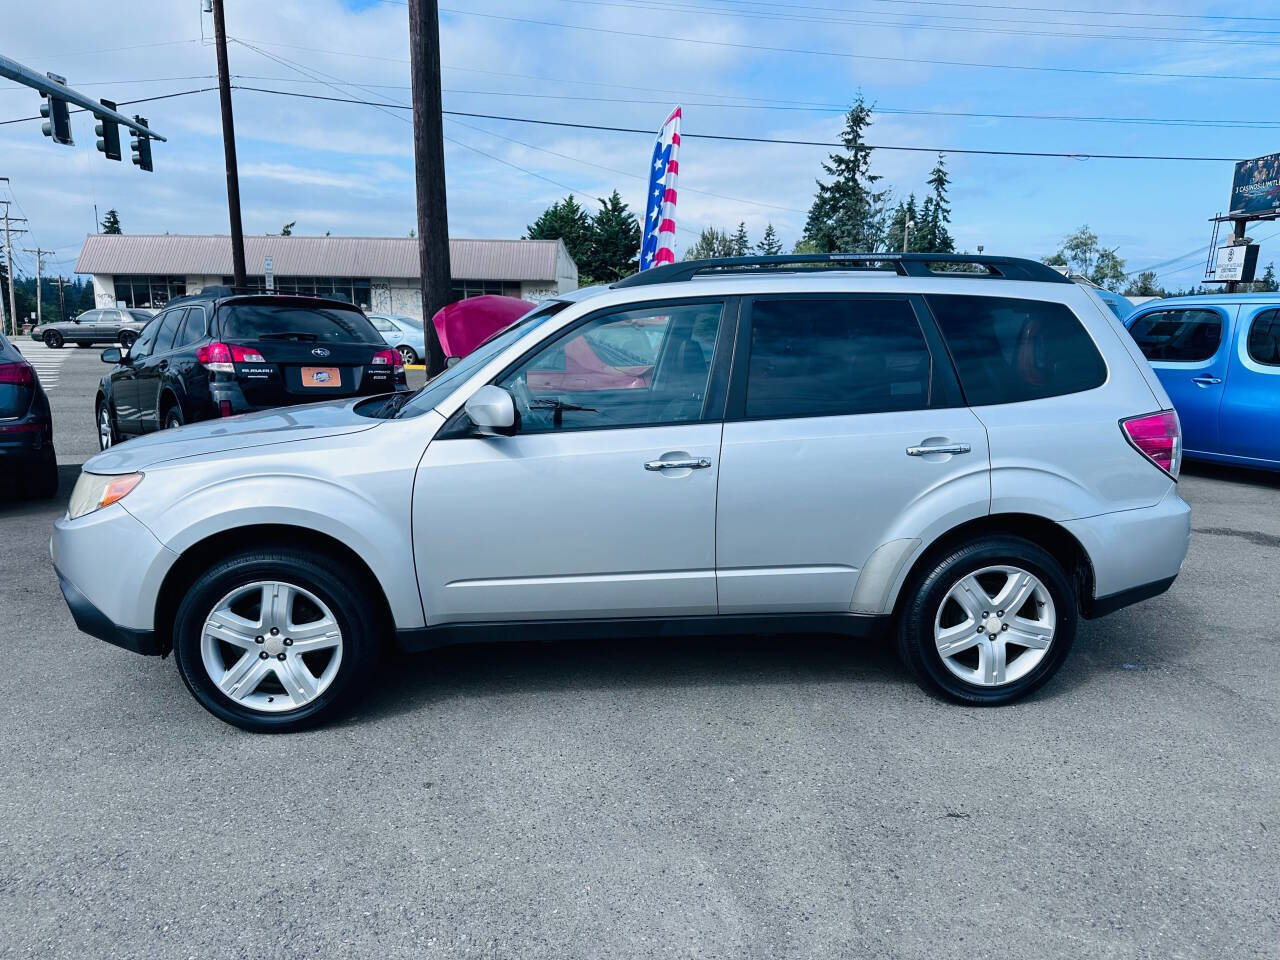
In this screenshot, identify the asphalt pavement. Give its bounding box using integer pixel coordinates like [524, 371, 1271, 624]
[1, 344, 1277, 959]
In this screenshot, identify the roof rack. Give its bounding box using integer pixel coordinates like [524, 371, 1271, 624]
[612, 253, 1072, 288]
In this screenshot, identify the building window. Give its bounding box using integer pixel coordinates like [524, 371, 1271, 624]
[450, 280, 523, 301]
[112, 275, 187, 308]
[221, 276, 373, 309]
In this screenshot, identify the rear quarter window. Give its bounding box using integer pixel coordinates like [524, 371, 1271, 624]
[1247, 309, 1280, 366]
[925, 294, 1107, 406]
[218, 304, 383, 344]
[1127, 308, 1223, 363]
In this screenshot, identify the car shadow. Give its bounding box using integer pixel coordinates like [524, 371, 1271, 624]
[1181, 459, 1280, 489]
[0, 464, 78, 518]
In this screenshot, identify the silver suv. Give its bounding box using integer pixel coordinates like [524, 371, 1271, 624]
[52, 255, 1191, 732]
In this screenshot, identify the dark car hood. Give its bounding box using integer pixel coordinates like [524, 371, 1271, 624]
[84, 397, 380, 473]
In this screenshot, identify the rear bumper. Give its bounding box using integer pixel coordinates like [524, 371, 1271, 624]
[1064, 486, 1191, 619]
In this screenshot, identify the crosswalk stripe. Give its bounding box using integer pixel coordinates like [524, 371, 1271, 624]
[13, 341, 74, 389]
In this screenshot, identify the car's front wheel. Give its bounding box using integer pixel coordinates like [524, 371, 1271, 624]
[172, 548, 379, 732]
[119, 331, 137, 349]
[43, 330, 63, 349]
[897, 536, 1076, 706]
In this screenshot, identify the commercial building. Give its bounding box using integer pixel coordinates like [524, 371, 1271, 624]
[73, 234, 579, 315]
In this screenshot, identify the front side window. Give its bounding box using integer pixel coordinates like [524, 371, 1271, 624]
[744, 298, 932, 419]
[1127, 308, 1223, 363]
[927, 295, 1107, 405]
[500, 301, 724, 433]
[1247, 309, 1280, 366]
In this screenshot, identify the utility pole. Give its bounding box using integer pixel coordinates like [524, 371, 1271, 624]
[56, 274, 65, 321]
[210, 0, 246, 290]
[23, 247, 52, 325]
[1, 200, 29, 337]
[408, 0, 450, 377]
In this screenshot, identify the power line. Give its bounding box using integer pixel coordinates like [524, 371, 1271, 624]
[436, 8, 1280, 82]
[231, 86, 1247, 161]
[530, 0, 1280, 47]
[0, 86, 218, 126]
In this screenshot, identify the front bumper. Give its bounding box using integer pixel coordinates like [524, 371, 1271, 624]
[1064, 486, 1191, 618]
[51, 501, 178, 654]
[55, 567, 164, 655]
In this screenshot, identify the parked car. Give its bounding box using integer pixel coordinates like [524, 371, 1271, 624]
[366, 314, 426, 367]
[0, 331, 57, 498]
[32, 307, 154, 349]
[94, 290, 407, 449]
[1124, 293, 1280, 471]
[53, 254, 1190, 732]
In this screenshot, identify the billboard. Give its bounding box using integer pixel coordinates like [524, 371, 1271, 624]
[1229, 153, 1280, 218]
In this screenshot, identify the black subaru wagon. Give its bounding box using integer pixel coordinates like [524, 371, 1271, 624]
[95, 290, 408, 449]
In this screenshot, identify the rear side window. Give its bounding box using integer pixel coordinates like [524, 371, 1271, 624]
[175, 308, 207, 349]
[1247, 309, 1280, 366]
[926, 295, 1106, 406]
[1127, 309, 1222, 363]
[218, 304, 383, 345]
[744, 298, 932, 419]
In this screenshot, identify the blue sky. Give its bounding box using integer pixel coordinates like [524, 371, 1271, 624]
[1, 0, 1277, 289]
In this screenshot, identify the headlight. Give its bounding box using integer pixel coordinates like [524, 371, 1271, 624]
[67, 472, 143, 520]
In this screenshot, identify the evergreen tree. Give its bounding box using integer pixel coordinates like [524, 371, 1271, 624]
[887, 194, 922, 252]
[921, 154, 955, 253]
[280, 221, 296, 236]
[1253, 262, 1277, 293]
[585, 190, 642, 283]
[1124, 271, 1162, 298]
[801, 96, 888, 253]
[756, 223, 783, 255]
[526, 195, 593, 273]
[729, 221, 750, 257]
[683, 226, 736, 260]
[100, 209, 123, 234]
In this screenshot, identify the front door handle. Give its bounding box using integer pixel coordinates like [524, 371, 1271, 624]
[644, 457, 712, 471]
[906, 442, 971, 456]
[1192, 375, 1222, 386]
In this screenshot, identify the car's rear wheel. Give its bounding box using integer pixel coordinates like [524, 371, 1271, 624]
[397, 344, 419, 366]
[163, 404, 184, 430]
[43, 330, 63, 349]
[896, 536, 1076, 706]
[172, 548, 379, 732]
[118, 331, 137, 349]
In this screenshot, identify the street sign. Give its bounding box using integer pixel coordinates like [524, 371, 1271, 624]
[264, 255, 274, 292]
[1214, 243, 1260, 283]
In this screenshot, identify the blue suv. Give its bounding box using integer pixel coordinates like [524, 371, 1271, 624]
[1125, 294, 1280, 471]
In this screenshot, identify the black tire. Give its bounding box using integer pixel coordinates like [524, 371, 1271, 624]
[163, 403, 184, 430]
[172, 548, 380, 733]
[43, 330, 63, 349]
[896, 536, 1077, 706]
[119, 331, 137, 349]
[96, 398, 120, 450]
[22, 449, 59, 499]
[397, 344, 419, 366]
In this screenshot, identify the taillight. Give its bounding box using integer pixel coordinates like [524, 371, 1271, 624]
[197, 342, 264, 373]
[372, 347, 404, 375]
[1121, 410, 1181, 479]
[0, 361, 34, 385]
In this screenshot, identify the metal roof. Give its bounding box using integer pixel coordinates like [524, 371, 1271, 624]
[74, 234, 570, 282]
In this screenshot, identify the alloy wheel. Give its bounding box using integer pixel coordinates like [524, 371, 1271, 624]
[933, 565, 1056, 687]
[397, 345, 418, 366]
[200, 581, 344, 713]
[98, 405, 113, 450]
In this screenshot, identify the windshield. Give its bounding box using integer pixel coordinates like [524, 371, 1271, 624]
[395, 300, 569, 419]
[218, 304, 383, 344]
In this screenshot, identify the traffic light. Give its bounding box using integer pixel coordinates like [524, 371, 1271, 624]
[39, 79, 72, 145]
[130, 116, 153, 173]
[95, 99, 121, 161]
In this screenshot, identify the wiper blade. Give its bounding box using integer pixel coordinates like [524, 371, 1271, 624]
[380, 389, 418, 419]
[258, 331, 319, 341]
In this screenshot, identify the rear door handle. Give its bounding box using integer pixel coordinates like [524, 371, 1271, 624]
[907, 442, 971, 456]
[1192, 375, 1222, 386]
[645, 458, 712, 471]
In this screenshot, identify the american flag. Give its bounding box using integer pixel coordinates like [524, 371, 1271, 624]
[640, 106, 681, 270]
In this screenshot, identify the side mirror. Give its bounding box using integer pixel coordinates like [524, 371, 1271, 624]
[446, 356, 461, 368]
[464, 385, 516, 436]
[100, 347, 122, 364]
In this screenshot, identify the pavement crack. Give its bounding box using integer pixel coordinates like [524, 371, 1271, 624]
[1193, 526, 1280, 549]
